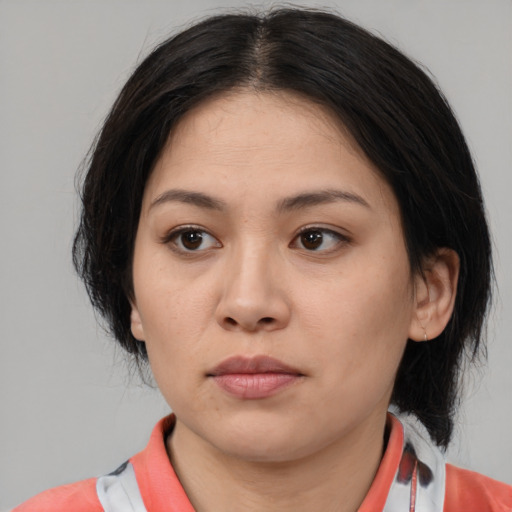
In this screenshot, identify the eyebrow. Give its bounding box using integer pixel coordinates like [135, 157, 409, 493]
[277, 189, 370, 212]
[149, 189, 227, 211]
[149, 187, 370, 213]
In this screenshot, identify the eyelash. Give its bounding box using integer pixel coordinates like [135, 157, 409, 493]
[162, 225, 222, 254]
[162, 225, 350, 255]
[291, 226, 350, 253]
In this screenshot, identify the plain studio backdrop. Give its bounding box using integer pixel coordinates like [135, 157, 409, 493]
[0, 0, 511, 508]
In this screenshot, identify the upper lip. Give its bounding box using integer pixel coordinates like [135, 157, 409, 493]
[208, 355, 303, 376]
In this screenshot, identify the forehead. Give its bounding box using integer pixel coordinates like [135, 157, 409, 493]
[163, 90, 361, 168]
[143, 90, 399, 218]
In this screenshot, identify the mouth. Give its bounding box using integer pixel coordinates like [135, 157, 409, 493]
[207, 355, 304, 400]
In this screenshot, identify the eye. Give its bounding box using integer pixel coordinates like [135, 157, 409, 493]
[292, 228, 348, 252]
[165, 227, 221, 253]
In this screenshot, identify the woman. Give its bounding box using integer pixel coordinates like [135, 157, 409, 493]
[14, 7, 511, 511]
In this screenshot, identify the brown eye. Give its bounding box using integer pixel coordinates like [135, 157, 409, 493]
[166, 228, 221, 253]
[300, 230, 324, 250]
[180, 230, 204, 250]
[294, 228, 348, 252]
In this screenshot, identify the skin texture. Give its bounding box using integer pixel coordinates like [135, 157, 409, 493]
[130, 90, 458, 512]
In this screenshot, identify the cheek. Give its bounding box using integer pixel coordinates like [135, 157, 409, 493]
[297, 254, 413, 376]
[304, 253, 411, 323]
[132, 260, 217, 387]
[140, 291, 214, 415]
[134, 248, 215, 336]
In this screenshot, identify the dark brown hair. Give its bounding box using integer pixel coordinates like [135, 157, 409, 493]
[73, 8, 493, 448]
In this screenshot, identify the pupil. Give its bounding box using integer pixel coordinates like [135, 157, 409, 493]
[182, 231, 202, 249]
[302, 231, 323, 249]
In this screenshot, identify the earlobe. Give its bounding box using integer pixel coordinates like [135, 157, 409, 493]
[409, 248, 460, 342]
[130, 302, 146, 341]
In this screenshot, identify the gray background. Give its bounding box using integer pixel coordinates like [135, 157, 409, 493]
[1, 0, 511, 508]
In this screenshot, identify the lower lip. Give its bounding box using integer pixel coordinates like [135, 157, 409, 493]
[212, 373, 300, 399]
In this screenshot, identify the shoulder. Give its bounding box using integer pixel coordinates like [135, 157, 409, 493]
[12, 478, 103, 512]
[444, 463, 512, 511]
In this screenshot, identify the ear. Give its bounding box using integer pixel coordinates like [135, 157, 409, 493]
[409, 248, 460, 342]
[130, 300, 146, 341]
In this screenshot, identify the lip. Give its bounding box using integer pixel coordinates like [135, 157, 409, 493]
[208, 356, 304, 399]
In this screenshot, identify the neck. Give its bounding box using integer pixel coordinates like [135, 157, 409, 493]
[167, 413, 388, 512]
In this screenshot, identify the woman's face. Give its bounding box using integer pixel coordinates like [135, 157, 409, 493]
[131, 90, 419, 462]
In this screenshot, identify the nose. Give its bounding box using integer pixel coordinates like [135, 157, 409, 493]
[215, 246, 291, 332]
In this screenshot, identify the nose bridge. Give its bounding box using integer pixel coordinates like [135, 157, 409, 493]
[225, 238, 276, 308]
[216, 237, 290, 331]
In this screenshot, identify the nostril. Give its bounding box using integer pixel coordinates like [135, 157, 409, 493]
[219, 315, 282, 331]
